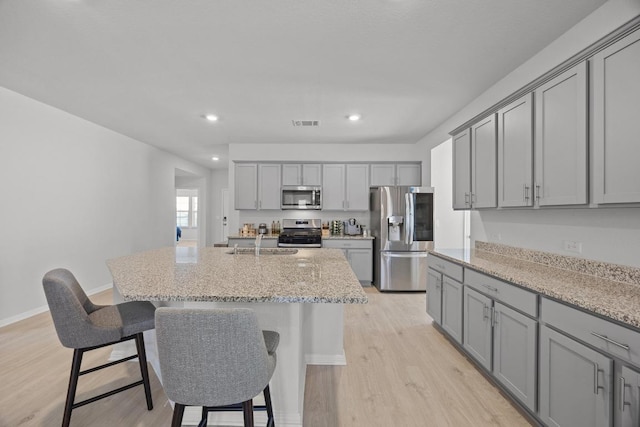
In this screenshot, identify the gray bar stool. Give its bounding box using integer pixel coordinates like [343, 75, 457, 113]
[155, 307, 279, 427]
[42, 268, 156, 427]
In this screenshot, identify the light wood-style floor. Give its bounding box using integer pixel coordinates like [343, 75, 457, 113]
[0, 287, 532, 427]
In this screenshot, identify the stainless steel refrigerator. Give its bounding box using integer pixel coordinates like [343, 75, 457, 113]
[370, 187, 434, 291]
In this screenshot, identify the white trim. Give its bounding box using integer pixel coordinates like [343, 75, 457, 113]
[305, 350, 347, 366]
[0, 282, 113, 328]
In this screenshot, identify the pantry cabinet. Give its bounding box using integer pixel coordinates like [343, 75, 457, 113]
[539, 325, 613, 427]
[497, 94, 533, 207]
[370, 163, 421, 186]
[593, 29, 640, 204]
[282, 163, 322, 186]
[322, 164, 370, 211]
[535, 61, 588, 206]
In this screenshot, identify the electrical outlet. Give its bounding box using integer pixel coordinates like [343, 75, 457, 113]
[563, 240, 582, 254]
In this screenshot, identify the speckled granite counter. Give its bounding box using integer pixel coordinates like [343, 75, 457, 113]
[108, 246, 367, 426]
[322, 235, 375, 240]
[227, 234, 279, 239]
[107, 246, 368, 304]
[430, 244, 640, 329]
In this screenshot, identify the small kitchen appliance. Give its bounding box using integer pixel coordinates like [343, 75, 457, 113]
[258, 223, 268, 235]
[344, 218, 361, 235]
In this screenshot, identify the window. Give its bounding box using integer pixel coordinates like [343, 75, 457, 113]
[176, 194, 198, 228]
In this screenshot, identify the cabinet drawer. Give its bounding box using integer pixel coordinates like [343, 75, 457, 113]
[322, 239, 371, 250]
[427, 255, 463, 282]
[465, 269, 537, 317]
[542, 298, 640, 368]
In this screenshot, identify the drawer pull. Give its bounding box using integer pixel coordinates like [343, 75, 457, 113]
[591, 332, 630, 351]
[482, 284, 498, 293]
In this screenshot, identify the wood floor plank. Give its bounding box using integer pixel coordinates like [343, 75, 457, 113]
[1, 286, 531, 426]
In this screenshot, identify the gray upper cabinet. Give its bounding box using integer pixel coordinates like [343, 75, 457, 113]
[492, 302, 537, 412]
[370, 163, 421, 186]
[282, 163, 322, 186]
[497, 94, 534, 208]
[234, 163, 280, 210]
[593, 29, 640, 204]
[452, 128, 472, 209]
[322, 164, 346, 210]
[235, 163, 258, 209]
[471, 115, 498, 208]
[535, 61, 588, 206]
[539, 325, 613, 427]
[345, 164, 370, 210]
[257, 164, 281, 210]
[323, 164, 370, 211]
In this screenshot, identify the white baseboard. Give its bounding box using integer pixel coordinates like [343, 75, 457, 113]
[305, 351, 347, 366]
[182, 406, 302, 426]
[0, 282, 113, 328]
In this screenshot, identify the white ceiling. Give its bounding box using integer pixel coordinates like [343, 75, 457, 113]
[0, 0, 607, 169]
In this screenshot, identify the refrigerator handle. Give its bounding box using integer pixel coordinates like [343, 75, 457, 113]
[404, 193, 410, 245]
[406, 193, 414, 246]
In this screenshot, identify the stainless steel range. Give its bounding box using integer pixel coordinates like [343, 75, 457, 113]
[277, 219, 322, 248]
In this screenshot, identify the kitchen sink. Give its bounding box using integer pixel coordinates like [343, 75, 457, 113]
[226, 248, 299, 255]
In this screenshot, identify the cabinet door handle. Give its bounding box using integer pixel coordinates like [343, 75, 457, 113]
[591, 332, 630, 350]
[254, 200, 258, 209]
[492, 308, 499, 326]
[620, 377, 628, 412]
[464, 192, 470, 205]
[593, 363, 604, 395]
[524, 185, 530, 201]
[483, 305, 489, 321]
[535, 183, 541, 201]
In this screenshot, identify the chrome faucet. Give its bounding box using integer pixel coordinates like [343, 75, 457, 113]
[254, 234, 263, 256]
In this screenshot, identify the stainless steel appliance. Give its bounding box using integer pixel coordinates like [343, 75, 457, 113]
[277, 218, 322, 248]
[370, 187, 434, 291]
[281, 186, 322, 210]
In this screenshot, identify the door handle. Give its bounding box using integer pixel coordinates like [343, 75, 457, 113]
[593, 363, 604, 395]
[483, 305, 489, 322]
[619, 377, 629, 412]
[590, 332, 630, 351]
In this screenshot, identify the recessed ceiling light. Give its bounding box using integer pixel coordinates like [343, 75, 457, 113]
[348, 114, 361, 121]
[211, 156, 219, 161]
[204, 114, 219, 122]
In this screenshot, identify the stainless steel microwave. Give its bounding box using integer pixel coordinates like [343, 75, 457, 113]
[281, 186, 322, 210]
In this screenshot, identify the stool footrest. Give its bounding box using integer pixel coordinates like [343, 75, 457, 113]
[72, 380, 144, 409]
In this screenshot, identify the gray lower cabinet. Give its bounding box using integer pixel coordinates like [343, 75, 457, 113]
[441, 276, 463, 343]
[426, 268, 442, 325]
[463, 286, 492, 371]
[493, 302, 537, 412]
[618, 365, 640, 427]
[323, 239, 372, 284]
[539, 325, 613, 427]
[463, 285, 537, 413]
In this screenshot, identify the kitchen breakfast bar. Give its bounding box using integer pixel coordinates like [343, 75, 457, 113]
[107, 246, 368, 427]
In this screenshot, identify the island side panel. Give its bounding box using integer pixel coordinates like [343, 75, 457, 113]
[303, 303, 346, 365]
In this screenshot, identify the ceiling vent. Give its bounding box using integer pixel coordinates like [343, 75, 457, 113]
[292, 120, 320, 127]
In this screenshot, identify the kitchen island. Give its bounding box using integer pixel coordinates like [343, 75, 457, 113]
[107, 246, 367, 427]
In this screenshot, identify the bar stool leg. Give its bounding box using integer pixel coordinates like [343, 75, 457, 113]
[264, 385, 275, 427]
[171, 403, 185, 427]
[62, 349, 84, 427]
[134, 333, 153, 410]
[242, 399, 254, 427]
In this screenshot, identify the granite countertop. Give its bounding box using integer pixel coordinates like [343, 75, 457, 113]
[227, 234, 279, 239]
[323, 235, 374, 240]
[429, 246, 640, 329]
[107, 247, 368, 304]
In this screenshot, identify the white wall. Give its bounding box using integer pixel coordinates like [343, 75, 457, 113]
[227, 143, 429, 236]
[0, 87, 211, 326]
[430, 139, 465, 249]
[417, 0, 640, 267]
[209, 168, 229, 244]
